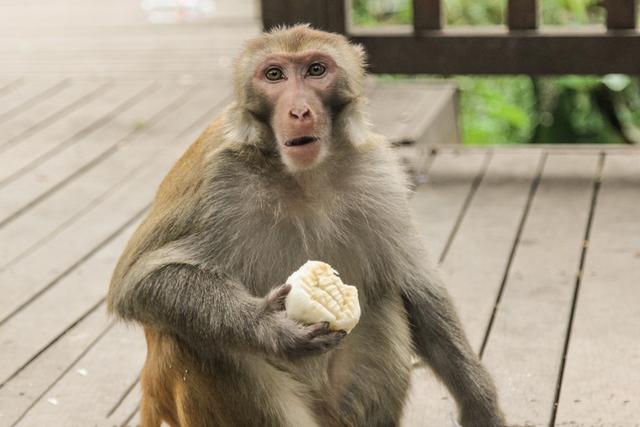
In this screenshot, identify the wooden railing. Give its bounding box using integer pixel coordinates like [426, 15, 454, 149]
[260, 0, 639, 74]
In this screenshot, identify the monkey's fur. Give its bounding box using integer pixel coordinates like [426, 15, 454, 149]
[108, 25, 505, 426]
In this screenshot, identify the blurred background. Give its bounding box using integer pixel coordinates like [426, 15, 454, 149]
[3, 0, 638, 146]
[352, 0, 640, 145]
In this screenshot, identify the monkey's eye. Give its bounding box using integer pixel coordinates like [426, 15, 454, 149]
[265, 67, 284, 81]
[307, 63, 327, 77]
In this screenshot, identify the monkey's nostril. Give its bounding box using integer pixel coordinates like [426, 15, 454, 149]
[290, 107, 311, 121]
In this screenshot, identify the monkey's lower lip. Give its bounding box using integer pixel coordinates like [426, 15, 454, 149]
[284, 136, 319, 147]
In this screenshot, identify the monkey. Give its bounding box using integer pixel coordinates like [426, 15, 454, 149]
[107, 25, 506, 427]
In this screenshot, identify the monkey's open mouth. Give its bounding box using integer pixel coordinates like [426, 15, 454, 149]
[284, 136, 319, 147]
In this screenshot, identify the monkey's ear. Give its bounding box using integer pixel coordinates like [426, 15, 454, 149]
[351, 43, 368, 67]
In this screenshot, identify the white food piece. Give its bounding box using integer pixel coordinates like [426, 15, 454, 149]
[284, 261, 361, 333]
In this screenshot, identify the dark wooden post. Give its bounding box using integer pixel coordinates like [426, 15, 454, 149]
[260, 0, 347, 33]
[413, 0, 443, 32]
[604, 0, 637, 30]
[507, 0, 538, 30]
[326, 0, 348, 33]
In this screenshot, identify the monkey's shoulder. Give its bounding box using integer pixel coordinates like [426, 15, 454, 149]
[154, 118, 230, 204]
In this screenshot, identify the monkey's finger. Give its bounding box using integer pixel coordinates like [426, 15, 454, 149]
[264, 284, 291, 312]
[273, 283, 292, 302]
[285, 329, 346, 358]
[309, 331, 347, 352]
[305, 322, 331, 338]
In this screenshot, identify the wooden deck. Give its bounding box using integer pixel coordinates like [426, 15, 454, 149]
[1, 1, 639, 427]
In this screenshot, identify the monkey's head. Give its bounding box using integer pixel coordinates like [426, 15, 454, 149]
[231, 25, 367, 173]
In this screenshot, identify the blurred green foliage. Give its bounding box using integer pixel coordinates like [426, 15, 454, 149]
[352, 0, 640, 144]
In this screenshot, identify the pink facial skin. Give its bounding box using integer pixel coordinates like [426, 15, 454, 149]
[253, 51, 338, 172]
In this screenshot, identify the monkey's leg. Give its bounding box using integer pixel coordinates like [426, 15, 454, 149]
[174, 354, 321, 427]
[332, 297, 413, 427]
[336, 354, 411, 426]
[402, 282, 506, 427]
[139, 394, 163, 427]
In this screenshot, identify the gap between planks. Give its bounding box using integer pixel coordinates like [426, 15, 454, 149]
[405, 150, 544, 426]
[0, 80, 112, 152]
[0, 92, 228, 326]
[0, 97, 232, 423]
[1, 87, 231, 328]
[0, 81, 159, 189]
[0, 79, 70, 126]
[0, 88, 228, 280]
[479, 153, 546, 357]
[481, 152, 602, 425]
[548, 153, 604, 426]
[0, 78, 25, 98]
[0, 82, 196, 229]
[0, 82, 226, 245]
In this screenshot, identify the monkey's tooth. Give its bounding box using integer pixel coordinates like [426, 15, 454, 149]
[284, 261, 361, 333]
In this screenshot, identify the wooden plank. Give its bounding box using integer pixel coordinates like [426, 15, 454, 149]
[0, 80, 109, 150]
[434, 144, 639, 154]
[127, 410, 142, 427]
[0, 114, 218, 388]
[0, 0, 256, 27]
[0, 78, 24, 99]
[0, 48, 254, 80]
[366, 80, 459, 176]
[367, 81, 459, 146]
[106, 381, 141, 426]
[261, 0, 346, 33]
[261, 0, 344, 32]
[402, 151, 489, 426]
[260, 0, 292, 30]
[403, 151, 542, 426]
[0, 80, 68, 124]
[507, 0, 538, 30]
[0, 222, 137, 386]
[0, 83, 191, 228]
[0, 81, 155, 185]
[0, 307, 112, 424]
[324, 0, 348, 34]
[0, 107, 221, 417]
[482, 154, 599, 426]
[555, 154, 640, 425]
[0, 85, 189, 262]
[0, 110, 220, 419]
[443, 151, 543, 349]
[0, 86, 229, 324]
[605, 0, 637, 29]
[5, 116, 223, 426]
[409, 151, 489, 259]
[349, 30, 640, 74]
[413, 0, 443, 31]
[15, 323, 146, 426]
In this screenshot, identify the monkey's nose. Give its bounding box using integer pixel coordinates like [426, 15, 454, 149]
[289, 106, 312, 121]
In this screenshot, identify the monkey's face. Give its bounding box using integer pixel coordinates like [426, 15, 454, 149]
[253, 51, 338, 173]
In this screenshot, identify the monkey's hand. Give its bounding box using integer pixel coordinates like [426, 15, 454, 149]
[259, 284, 347, 359]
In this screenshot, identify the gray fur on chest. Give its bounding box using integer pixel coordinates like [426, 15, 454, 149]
[201, 190, 374, 298]
[194, 147, 415, 302]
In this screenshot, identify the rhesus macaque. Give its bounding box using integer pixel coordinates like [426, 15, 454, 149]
[108, 25, 505, 427]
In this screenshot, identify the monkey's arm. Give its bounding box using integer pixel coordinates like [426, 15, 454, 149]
[107, 128, 344, 359]
[401, 275, 506, 427]
[108, 240, 344, 360]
